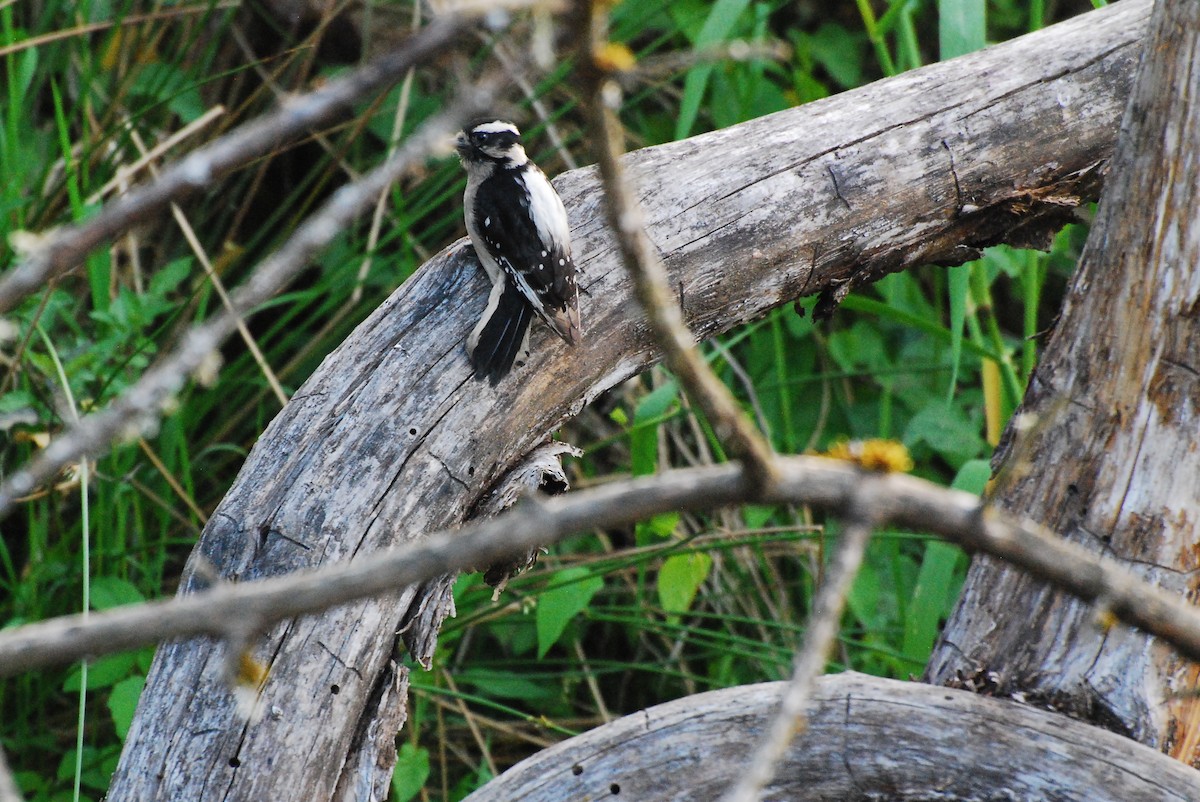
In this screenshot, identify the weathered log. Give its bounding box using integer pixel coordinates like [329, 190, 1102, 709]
[927, 0, 1200, 764]
[108, 2, 1150, 798]
[463, 672, 1200, 801]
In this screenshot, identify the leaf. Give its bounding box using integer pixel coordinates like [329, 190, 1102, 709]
[839, 295, 1001, 363]
[635, 380, 680, 423]
[635, 510, 680, 546]
[90, 576, 145, 610]
[903, 541, 963, 662]
[937, 0, 986, 60]
[536, 568, 604, 659]
[742, 504, 775, 529]
[827, 320, 889, 373]
[657, 552, 712, 616]
[804, 24, 864, 89]
[951, 458, 992, 495]
[674, 0, 754, 139]
[130, 63, 206, 122]
[630, 381, 678, 476]
[0, 389, 36, 415]
[63, 653, 137, 691]
[107, 675, 146, 741]
[846, 560, 882, 630]
[454, 669, 560, 703]
[903, 402, 985, 469]
[148, 257, 192, 298]
[390, 743, 431, 802]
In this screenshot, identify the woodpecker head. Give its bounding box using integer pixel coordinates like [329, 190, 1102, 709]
[456, 119, 528, 169]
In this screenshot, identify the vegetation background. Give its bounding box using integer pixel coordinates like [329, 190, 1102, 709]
[0, 0, 1105, 798]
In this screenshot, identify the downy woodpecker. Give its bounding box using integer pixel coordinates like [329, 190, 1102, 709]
[456, 120, 582, 383]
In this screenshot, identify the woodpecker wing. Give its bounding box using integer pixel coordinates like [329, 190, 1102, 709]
[472, 168, 581, 344]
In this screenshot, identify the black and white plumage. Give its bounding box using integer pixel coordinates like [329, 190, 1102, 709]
[456, 119, 582, 383]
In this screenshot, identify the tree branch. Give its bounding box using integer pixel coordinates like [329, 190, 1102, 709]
[6, 455, 1200, 677]
[579, 1, 778, 490]
[461, 673, 1200, 801]
[0, 12, 485, 313]
[0, 86, 496, 520]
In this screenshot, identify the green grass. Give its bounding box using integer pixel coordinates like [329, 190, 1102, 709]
[0, 0, 1092, 799]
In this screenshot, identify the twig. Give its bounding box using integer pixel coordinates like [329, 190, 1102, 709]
[579, 1, 778, 492]
[616, 39, 791, 90]
[353, 0, 423, 305]
[489, 38, 579, 170]
[126, 126, 291, 407]
[0, 11, 478, 313]
[573, 638, 612, 723]
[0, 2, 240, 59]
[85, 106, 226, 206]
[4, 456, 1200, 678]
[0, 87, 496, 521]
[707, 337, 773, 442]
[718, 513, 875, 802]
[441, 669, 499, 777]
[416, 692, 558, 750]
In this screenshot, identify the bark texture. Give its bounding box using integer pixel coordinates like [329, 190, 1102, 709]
[463, 673, 1200, 801]
[928, 0, 1200, 763]
[109, 2, 1149, 798]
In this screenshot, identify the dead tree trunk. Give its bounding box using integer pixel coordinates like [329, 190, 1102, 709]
[928, 0, 1200, 764]
[462, 673, 1200, 802]
[108, 2, 1148, 798]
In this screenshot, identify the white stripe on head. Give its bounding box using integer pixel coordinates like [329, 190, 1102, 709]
[472, 120, 520, 136]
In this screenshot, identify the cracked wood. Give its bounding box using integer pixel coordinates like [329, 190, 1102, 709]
[928, 0, 1200, 764]
[464, 673, 1200, 801]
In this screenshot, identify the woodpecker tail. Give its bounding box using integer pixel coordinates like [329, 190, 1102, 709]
[546, 302, 583, 346]
[468, 278, 534, 384]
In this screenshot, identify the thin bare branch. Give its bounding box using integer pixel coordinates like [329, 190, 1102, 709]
[354, 3, 421, 305]
[617, 39, 791, 90]
[85, 106, 226, 206]
[4, 456, 1200, 679]
[124, 126, 291, 408]
[579, 1, 779, 491]
[0, 12, 477, 313]
[490, 38, 579, 170]
[0, 87, 496, 520]
[719, 514, 874, 802]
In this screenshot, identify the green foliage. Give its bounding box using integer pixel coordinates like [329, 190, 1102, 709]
[536, 567, 605, 658]
[0, 0, 1095, 799]
[106, 675, 146, 742]
[390, 743, 431, 802]
[657, 552, 713, 619]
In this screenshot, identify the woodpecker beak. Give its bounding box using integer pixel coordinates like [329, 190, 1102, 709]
[454, 131, 470, 157]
